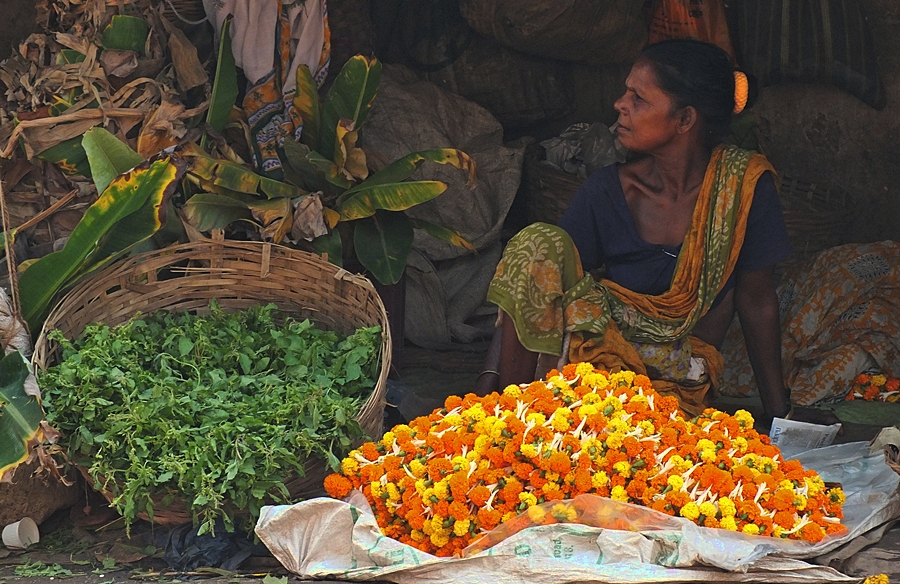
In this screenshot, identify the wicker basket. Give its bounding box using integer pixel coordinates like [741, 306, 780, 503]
[778, 174, 851, 260]
[33, 240, 390, 525]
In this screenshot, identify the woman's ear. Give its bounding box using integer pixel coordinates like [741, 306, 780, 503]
[676, 106, 698, 134]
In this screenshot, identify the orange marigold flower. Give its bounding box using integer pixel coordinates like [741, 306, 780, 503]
[800, 522, 825, 543]
[323, 474, 353, 499]
[449, 501, 470, 521]
[360, 442, 381, 461]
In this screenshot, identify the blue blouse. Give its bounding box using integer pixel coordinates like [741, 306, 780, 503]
[558, 163, 792, 305]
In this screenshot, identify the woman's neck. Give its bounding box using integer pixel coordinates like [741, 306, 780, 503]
[636, 142, 713, 201]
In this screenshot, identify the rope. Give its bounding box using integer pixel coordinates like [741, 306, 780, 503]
[164, 0, 209, 26]
[0, 177, 25, 334]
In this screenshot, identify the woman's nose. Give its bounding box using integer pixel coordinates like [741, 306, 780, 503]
[614, 95, 626, 114]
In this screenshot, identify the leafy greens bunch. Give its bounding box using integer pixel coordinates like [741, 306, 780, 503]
[40, 302, 381, 534]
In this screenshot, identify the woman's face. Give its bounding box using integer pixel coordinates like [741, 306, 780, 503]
[613, 61, 683, 153]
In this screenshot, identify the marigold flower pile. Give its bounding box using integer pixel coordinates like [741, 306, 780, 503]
[846, 373, 900, 402]
[324, 363, 846, 556]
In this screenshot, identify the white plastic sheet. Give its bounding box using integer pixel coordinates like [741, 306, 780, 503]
[255, 441, 900, 583]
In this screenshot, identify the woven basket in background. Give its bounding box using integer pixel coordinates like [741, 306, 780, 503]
[778, 174, 852, 263]
[33, 240, 390, 526]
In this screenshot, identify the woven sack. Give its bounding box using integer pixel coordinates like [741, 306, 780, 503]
[777, 174, 851, 260]
[33, 240, 390, 525]
[733, 0, 886, 109]
[459, 0, 650, 65]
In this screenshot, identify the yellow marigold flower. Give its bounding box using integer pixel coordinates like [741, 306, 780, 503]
[581, 391, 602, 404]
[434, 480, 450, 500]
[696, 439, 716, 451]
[551, 377, 570, 391]
[872, 374, 887, 386]
[453, 518, 471, 536]
[773, 526, 786, 538]
[734, 410, 754, 427]
[503, 384, 522, 398]
[422, 518, 434, 536]
[828, 488, 846, 505]
[575, 362, 596, 378]
[519, 492, 538, 507]
[341, 457, 359, 475]
[423, 487, 434, 501]
[474, 435, 491, 455]
[370, 481, 383, 498]
[607, 417, 630, 433]
[680, 502, 700, 520]
[585, 373, 610, 390]
[430, 531, 450, 547]
[527, 505, 546, 523]
[490, 420, 507, 440]
[667, 475, 685, 491]
[611, 485, 629, 502]
[386, 483, 401, 502]
[733, 437, 748, 453]
[552, 503, 577, 521]
[794, 494, 808, 511]
[526, 412, 547, 426]
[602, 396, 624, 413]
[451, 455, 469, 468]
[409, 459, 426, 479]
[542, 481, 561, 493]
[550, 408, 572, 431]
[502, 511, 516, 523]
[742, 523, 760, 535]
[613, 460, 632, 478]
[778, 479, 795, 491]
[463, 405, 486, 422]
[805, 476, 825, 497]
[545, 471, 560, 482]
[629, 393, 649, 405]
[700, 449, 717, 463]
[699, 502, 717, 518]
[578, 403, 600, 418]
[760, 456, 775, 470]
[444, 414, 463, 427]
[410, 529, 426, 542]
[415, 480, 427, 496]
[592, 471, 609, 489]
[720, 516, 738, 531]
[606, 432, 625, 450]
[381, 431, 396, 449]
[863, 574, 889, 584]
[717, 497, 736, 517]
[639, 420, 655, 435]
[520, 443, 539, 458]
[560, 388, 577, 402]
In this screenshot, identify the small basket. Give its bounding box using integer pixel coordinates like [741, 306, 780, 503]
[33, 240, 390, 525]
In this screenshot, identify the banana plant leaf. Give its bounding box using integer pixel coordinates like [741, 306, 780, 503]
[56, 49, 86, 65]
[293, 64, 320, 150]
[248, 197, 294, 243]
[185, 146, 306, 198]
[206, 16, 237, 133]
[82, 127, 144, 193]
[0, 351, 45, 482]
[331, 120, 367, 183]
[312, 229, 343, 266]
[337, 181, 447, 221]
[19, 158, 182, 332]
[319, 56, 381, 162]
[35, 136, 92, 177]
[182, 192, 253, 232]
[282, 139, 339, 195]
[354, 210, 414, 285]
[100, 15, 149, 53]
[338, 148, 476, 204]
[409, 217, 475, 251]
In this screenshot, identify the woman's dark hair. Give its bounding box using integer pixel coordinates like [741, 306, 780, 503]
[638, 39, 754, 149]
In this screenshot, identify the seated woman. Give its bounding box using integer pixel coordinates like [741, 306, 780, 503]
[477, 39, 841, 430]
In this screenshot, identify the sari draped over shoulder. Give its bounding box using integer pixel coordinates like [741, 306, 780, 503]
[487, 145, 775, 415]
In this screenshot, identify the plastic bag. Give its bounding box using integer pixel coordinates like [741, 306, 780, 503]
[648, 0, 735, 59]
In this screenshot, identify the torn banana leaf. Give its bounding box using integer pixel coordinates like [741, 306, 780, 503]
[0, 351, 46, 483]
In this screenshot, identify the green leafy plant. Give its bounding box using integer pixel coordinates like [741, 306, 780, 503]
[17, 128, 185, 333]
[182, 55, 476, 285]
[40, 302, 382, 535]
[15, 561, 74, 578]
[0, 351, 46, 482]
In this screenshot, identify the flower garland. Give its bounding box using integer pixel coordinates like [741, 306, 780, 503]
[846, 373, 900, 402]
[324, 363, 846, 556]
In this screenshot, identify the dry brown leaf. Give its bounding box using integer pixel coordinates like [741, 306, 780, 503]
[99, 49, 139, 78]
[160, 15, 207, 92]
[136, 100, 186, 158]
[291, 193, 329, 242]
